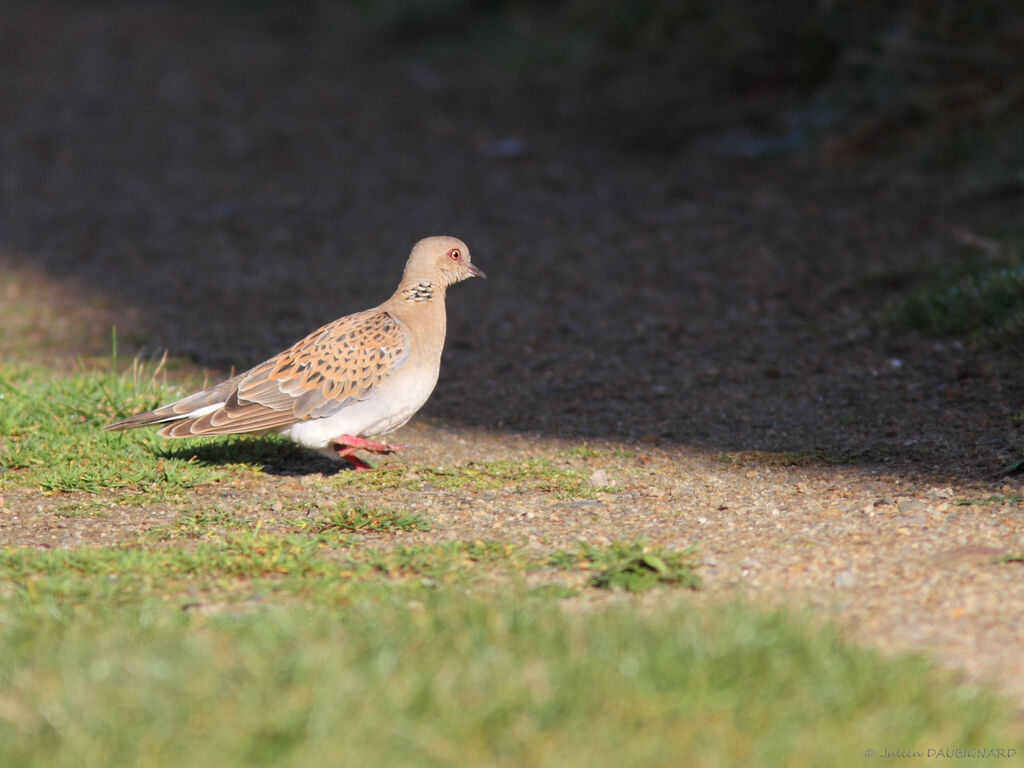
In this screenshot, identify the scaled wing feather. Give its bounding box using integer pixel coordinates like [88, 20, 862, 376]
[155, 310, 410, 436]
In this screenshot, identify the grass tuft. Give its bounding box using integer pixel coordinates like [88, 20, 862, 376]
[887, 244, 1024, 346]
[300, 500, 432, 534]
[953, 495, 1024, 507]
[364, 540, 521, 586]
[550, 540, 701, 592]
[558, 444, 635, 459]
[147, 508, 254, 541]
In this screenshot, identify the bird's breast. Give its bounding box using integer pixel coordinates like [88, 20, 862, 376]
[283, 362, 441, 449]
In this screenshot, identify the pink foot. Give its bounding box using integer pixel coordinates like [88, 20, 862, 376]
[339, 450, 374, 471]
[330, 435, 406, 470]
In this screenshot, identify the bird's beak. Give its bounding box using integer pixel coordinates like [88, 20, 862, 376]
[467, 262, 487, 279]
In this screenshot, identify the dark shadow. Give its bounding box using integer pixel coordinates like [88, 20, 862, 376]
[2, 2, 1022, 484]
[160, 440, 345, 477]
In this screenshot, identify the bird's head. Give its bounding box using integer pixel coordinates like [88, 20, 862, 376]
[402, 235, 486, 289]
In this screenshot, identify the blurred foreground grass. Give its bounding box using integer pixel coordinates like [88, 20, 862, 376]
[0, 573, 1017, 768]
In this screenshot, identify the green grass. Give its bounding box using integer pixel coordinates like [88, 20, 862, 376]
[146, 507, 258, 541]
[144, 502, 431, 545]
[0, 537, 527, 609]
[558, 444, 635, 459]
[293, 500, 432, 535]
[0, 360, 235, 494]
[550, 540, 701, 592]
[0, 534, 699, 609]
[953, 495, 1024, 507]
[364, 540, 523, 587]
[0, 585, 1016, 768]
[887, 244, 1024, 345]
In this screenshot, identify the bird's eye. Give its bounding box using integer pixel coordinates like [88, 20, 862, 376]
[448, 249, 461, 261]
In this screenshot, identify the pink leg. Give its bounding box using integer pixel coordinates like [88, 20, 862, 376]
[330, 435, 406, 470]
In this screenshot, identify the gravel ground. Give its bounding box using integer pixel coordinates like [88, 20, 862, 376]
[1, 4, 1022, 705]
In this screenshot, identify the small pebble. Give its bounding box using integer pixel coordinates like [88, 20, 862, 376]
[898, 499, 928, 515]
[834, 570, 856, 588]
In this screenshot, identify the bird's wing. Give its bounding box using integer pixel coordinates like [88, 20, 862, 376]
[109, 309, 410, 436]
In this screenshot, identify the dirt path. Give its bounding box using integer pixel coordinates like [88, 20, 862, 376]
[2, 4, 1022, 704]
